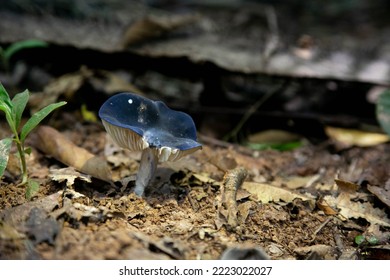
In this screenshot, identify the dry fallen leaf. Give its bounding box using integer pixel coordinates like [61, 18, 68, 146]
[316, 196, 339, 215]
[131, 231, 186, 259]
[335, 178, 360, 193]
[49, 167, 92, 187]
[191, 173, 217, 185]
[0, 221, 25, 240]
[248, 129, 301, 143]
[273, 174, 321, 189]
[367, 184, 390, 209]
[294, 244, 335, 259]
[242, 182, 315, 204]
[324, 193, 390, 228]
[325, 126, 390, 148]
[0, 191, 62, 231]
[32, 126, 112, 182]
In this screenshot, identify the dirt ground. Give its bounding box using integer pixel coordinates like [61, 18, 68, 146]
[0, 118, 389, 260]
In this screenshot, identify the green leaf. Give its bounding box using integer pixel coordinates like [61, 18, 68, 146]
[0, 83, 17, 133]
[0, 83, 13, 110]
[0, 137, 13, 178]
[25, 179, 40, 200]
[11, 89, 29, 130]
[366, 236, 379, 245]
[20, 101, 67, 142]
[24, 147, 32, 155]
[354, 235, 365, 246]
[3, 40, 48, 63]
[377, 89, 390, 136]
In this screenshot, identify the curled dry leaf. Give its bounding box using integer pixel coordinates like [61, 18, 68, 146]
[316, 196, 339, 216]
[325, 126, 390, 148]
[219, 167, 247, 229]
[31, 126, 111, 182]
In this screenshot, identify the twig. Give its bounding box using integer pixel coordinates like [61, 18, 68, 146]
[306, 216, 333, 243]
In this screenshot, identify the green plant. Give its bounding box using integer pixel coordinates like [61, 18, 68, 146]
[377, 89, 390, 136]
[355, 234, 379, 247]
[0, 39, 48, 71]
[0, 83, 66, 198]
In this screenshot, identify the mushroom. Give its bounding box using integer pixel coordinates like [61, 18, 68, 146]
[99, 92, 202, 196]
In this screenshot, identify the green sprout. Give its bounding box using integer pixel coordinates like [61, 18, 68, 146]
[355, 234, 379, 246]
[0, 83, 66, 198]
[0, 39, 48, 72]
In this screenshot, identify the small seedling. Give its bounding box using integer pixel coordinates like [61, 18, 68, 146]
[0, 83, 66, 198]
[355, 234, 379, 246]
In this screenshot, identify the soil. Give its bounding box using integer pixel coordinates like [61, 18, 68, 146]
[0, 118, 389, 260]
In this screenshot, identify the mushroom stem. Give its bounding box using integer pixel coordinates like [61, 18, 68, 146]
[134, 148, 158, 196]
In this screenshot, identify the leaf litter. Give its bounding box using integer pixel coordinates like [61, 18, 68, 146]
[1, 120, 390, 259]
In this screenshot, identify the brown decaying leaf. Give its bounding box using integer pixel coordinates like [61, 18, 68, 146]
[49, 167, 92, 187]
[31, 126, 111, 182]
[335, 178, 360, 193]
[324, 193, 390, 228]
[131, 231, 186, 259]
[273, 174, 321, 190]
[316, 197, 339, 216]
[294, 244, 335, 259]
[0, 191, 62, 231]
[325, 126, 390, 148]
[242, 182, 315, 204]
[248, 129, 301, 144]
[0, 221, 25, 240]
[367, 184, 390, 209]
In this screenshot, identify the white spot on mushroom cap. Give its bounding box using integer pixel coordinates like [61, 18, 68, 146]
[128, 98, 133, 104]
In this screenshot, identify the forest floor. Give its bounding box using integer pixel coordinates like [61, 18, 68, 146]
[0, 116, 389, 260]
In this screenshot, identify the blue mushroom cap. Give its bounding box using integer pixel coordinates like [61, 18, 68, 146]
[99, 92, 202, 161]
